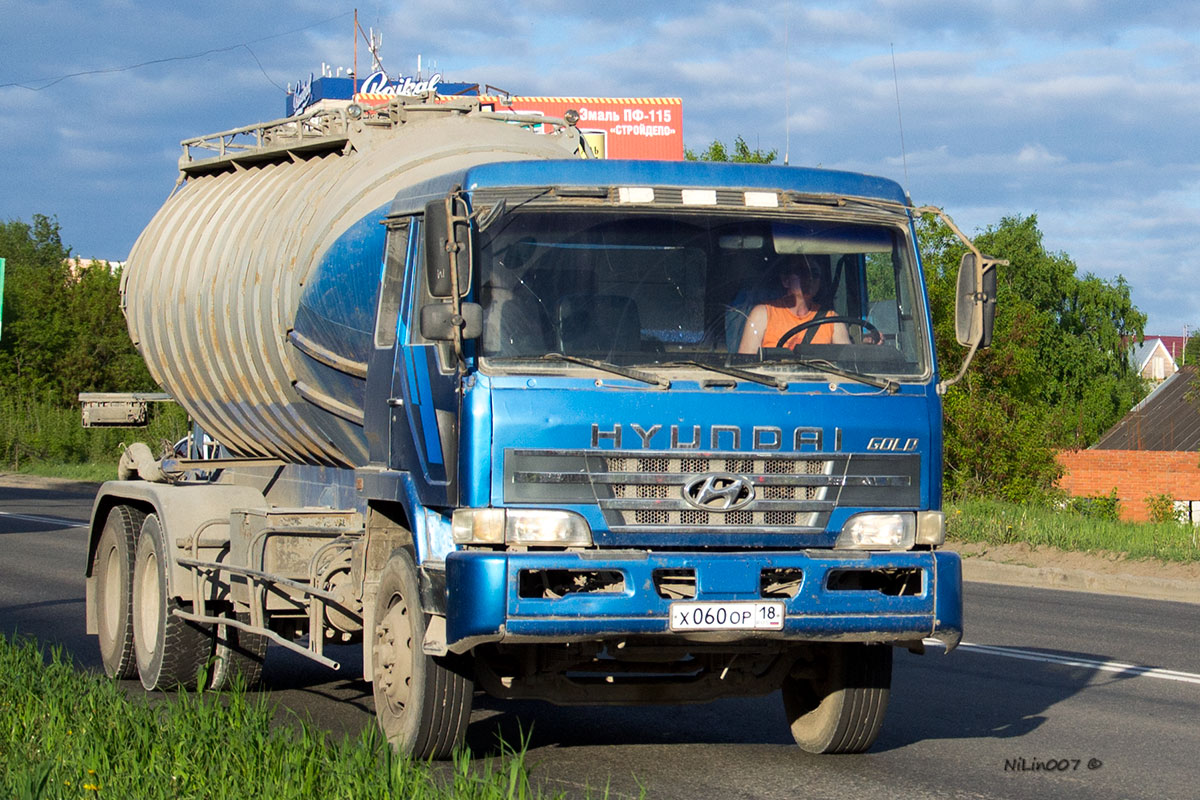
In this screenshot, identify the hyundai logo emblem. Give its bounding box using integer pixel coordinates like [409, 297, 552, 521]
[681, 472, 756, 512]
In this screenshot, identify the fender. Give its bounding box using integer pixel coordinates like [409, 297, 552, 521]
[84, 481, 267, 635]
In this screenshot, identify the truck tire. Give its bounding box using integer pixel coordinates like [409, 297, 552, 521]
[93, 504, 146, 679]
[782, 643, 892, 754]
[207, 610, 268, 691]
[371, 549, 473, 759]
[131, 513, 212, 690]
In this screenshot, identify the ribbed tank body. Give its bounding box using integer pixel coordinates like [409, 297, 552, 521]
[123, 112, 577, 466]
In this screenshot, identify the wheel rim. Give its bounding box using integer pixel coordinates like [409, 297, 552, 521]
[373, 597, 414, 714]
[100, 544, 121, 640]
[136, 549, 162, 652]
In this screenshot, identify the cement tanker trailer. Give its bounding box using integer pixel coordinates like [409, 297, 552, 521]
[86, 92, 991, 758]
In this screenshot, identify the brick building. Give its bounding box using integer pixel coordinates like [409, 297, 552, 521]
[1057, 365, 1200, 522]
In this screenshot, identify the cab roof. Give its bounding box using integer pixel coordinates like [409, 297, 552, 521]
[388, 158, 909, 216]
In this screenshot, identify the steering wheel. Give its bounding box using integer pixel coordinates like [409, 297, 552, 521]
[776, 315, 880, 349]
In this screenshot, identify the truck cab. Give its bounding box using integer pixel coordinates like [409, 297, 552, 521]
[346, 159, 962, 753]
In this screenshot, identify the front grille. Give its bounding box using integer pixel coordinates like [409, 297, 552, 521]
[603, 454, 829, 530]
[504, 448, 920, 538]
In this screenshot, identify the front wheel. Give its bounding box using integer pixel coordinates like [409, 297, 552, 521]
[371, 549, 473, 759]
[782, 643, 892, 754]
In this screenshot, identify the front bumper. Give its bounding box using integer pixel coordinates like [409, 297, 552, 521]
[445, 548, 963, 651]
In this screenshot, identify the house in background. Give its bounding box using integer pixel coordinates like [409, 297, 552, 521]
[1151, 335, 1189, 363]
[66, 257, 124, 279]
[1058, 365, 1200, 522]
[1130, 337, 1180, 383]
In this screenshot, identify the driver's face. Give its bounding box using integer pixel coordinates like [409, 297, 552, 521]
[781, 265, 819, 297]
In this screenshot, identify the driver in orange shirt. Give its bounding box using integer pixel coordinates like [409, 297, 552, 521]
[738, 256, 850, 353]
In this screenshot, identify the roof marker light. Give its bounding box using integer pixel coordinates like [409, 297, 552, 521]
[618, 187, 655, 204]
[745, 191, 779, 208]
[681, 189, 717, 205]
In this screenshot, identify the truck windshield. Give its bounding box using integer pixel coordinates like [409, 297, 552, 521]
[476, 209, 930, 380]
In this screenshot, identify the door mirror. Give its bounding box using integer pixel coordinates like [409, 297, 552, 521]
[955, 252, 997, 348]
[424, 195, 473, 298]
[420, 302, 483, 341]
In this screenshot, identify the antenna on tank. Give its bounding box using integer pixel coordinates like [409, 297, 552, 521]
[784, 16, 790, 166]
[369, 29, 384, 73]
[891, 43, 910, 187]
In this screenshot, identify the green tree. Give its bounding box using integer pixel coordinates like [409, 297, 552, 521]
[60, 258, 156, 397]
[0, 215, 153, 407]
[0, 215, 74, 400]
[920, 213, 1147, 501]
[1183, 331, 1200, 366]
[686, 135, 777, 164]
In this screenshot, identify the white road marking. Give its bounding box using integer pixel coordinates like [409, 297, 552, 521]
[924, 639, 1200, 686]
[0, 511, 87, 529]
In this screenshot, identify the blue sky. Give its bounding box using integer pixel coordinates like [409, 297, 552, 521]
[2, 1, 1198, 335]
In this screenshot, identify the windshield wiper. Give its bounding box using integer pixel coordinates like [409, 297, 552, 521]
[539, 353, 671, 389]
[757, 357, 899, 393]
[670, 360, 788, 391]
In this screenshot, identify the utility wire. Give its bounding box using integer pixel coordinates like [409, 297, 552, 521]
[0, 11, 352, 91]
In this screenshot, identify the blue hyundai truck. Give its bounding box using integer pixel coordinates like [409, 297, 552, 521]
[82, 95, 997, 758]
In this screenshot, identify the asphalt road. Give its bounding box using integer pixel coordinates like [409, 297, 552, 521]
[2, 478, 1198, 800]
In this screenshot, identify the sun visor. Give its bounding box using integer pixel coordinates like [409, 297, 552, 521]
[772, 222, 894, 254]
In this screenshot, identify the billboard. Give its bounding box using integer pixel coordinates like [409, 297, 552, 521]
[479, 96, 683, 161]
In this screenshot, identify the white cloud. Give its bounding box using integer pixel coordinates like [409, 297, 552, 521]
[1, 0, 1198, 331]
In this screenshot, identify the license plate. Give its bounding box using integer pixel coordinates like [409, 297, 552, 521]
[669, 601, 785, 631]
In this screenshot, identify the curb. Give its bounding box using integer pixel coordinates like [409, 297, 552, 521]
[962, 557, 1200, 605]
[0, 473, 104, 495]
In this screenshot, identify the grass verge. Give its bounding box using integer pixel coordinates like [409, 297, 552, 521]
[0, 392, 187, 478]
[946, 498, 1200, 562]
[0, 635, 567, 800]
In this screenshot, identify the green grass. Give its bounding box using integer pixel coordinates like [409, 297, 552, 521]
[946, 498, 1200, 562]
[6, 461, 116, 482]
[0, 635, 575, 800]
[0, 392, 187, 476]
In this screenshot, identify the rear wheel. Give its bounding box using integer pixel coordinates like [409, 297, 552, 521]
[208, 610, 268, 691]
[93, 504, 145, 679]
[371, 548, 473, 759]
[782, 643, 892, 754]
[132, 513, 212, 690]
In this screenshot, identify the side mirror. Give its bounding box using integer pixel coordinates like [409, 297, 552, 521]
[420, 302, 483, 341]
[424, 195, 473, 298]
[954, 252, 997, 348]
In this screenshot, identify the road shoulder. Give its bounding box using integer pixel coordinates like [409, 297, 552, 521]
[0, 472, 103, 496]
[947, 541, 1200, 605]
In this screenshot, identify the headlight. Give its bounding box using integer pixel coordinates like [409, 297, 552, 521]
[835, 512, 916, 550]
[452, 508, 593, 547]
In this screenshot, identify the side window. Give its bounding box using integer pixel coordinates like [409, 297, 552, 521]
[864, 252, 897, 304]
[374, 218, 411, 349]
[407, 218, 457, 370]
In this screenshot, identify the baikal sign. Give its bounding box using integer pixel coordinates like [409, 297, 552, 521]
[289, 70, 458, 116]
[357, 70, 443, 97]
